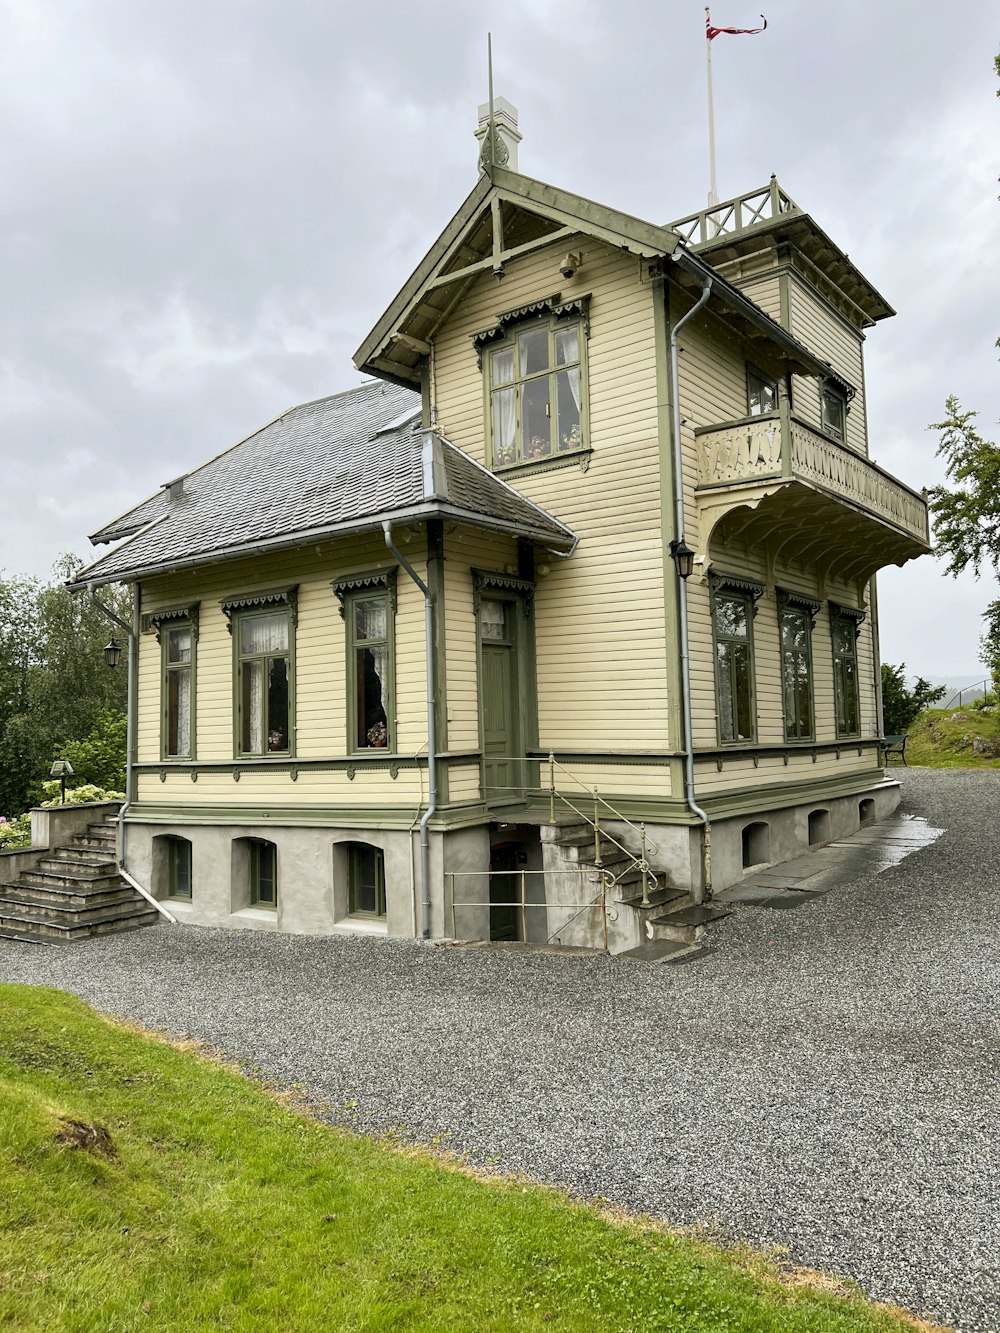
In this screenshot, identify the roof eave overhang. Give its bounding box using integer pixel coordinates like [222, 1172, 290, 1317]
[672, 250, 853, 387]
[353, 166, 684, 384]
[67, 503, 577, 592]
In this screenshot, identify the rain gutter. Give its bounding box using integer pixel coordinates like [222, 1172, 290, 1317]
[667, 266, 714, 898]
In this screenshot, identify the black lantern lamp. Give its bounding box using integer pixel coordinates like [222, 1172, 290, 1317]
[669, 537, 696, 580]
[104, 636, 122, 669]
[50, 758, 75, 804]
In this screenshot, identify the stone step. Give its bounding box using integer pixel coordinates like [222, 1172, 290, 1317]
[650, 903, 733, 929]
[614, 885, 686, 910]
[0, 926, 52, 945]
[0, 909, 158, 944]
[0, 899, 158, 939]
[70, 835, 117, 852]
[36, 857, 121, 879]
[21, 868, 124, 891]
[0, 884, 143, 914]
[87, 822, 118, 838]
[52, 845, 117, 866]
[618, 939, 711, 966]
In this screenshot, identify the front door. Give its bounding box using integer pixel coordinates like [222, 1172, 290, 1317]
[480, 598, 520, 800]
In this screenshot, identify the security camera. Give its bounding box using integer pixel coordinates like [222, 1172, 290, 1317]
[559, 252, 581, 280]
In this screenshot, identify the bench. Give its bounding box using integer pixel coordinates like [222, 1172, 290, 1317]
[881, 734, 908, 766]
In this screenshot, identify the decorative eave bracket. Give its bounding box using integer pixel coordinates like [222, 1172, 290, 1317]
[220, 585, 298, 634]
[471, 293, 591, 368]
[331, 568, 398, 620]
[140, 602, 200, 642]
[472, 569, 535, 617]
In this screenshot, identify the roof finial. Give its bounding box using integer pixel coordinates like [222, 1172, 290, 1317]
[476, 34, 514, 174]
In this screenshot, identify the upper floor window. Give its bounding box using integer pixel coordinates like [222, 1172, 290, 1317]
[237, 610, 292, 755]
[821, 383, 847, 443]
[163, 623, 194, 759]
[831, 607, 863, 737]
[489, 319, 586, 467]
[713, 588, 757, 744]
[747, 365, 778, 417]
[778, 599, 816, 741]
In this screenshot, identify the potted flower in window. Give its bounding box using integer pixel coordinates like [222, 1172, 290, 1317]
[366, 720, 387, 748]
[561, 423, 582, 451]
[529, 435, 550, 459]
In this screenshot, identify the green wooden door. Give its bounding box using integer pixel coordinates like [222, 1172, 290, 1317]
[481, 599, 520, 800]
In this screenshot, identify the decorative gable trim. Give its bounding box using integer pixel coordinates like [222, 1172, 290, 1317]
[777, 587, 822, 626]
[220, 586, 298, 634]
[331, 567, 398, 619]
[472, 293, 592, 366]
[141, 603, 200, 642]
[472, 569, 535, 615]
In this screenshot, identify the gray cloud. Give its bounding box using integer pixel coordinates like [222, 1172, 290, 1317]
[0, 0, 996, 674]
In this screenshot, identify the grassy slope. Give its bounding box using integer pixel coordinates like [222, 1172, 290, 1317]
[0, 985, 940, 1333]
[903, 704, 1000, 769]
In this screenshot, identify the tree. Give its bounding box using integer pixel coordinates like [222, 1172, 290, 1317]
[880, 663, 945, 735]
[0, 556, 128, 816]
[927, 398, 1000, 581]
[981, 600, 1000, 694]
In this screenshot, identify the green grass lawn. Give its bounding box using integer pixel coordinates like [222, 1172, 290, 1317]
[0, 984, 943, 1333]
[903, 703, 1000, 769]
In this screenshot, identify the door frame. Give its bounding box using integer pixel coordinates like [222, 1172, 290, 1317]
[473, 570, 539, 806]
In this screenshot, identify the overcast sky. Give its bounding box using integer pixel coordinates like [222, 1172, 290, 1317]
[0, 0, 996, 678]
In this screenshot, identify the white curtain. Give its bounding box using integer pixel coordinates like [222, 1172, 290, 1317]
[175, 670, 191, 756]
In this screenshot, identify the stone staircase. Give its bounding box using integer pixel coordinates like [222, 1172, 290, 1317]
[550, 820, 731, 963]
[0, 817, 159, 944]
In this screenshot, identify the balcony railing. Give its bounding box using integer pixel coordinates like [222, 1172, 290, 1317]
[695, 415, 930, 547]
[671, 177, 799, 247]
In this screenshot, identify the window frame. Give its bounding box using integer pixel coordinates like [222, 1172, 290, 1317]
[710, 577, 761, 746]
[820, 382, 848, 443]
[485, 314, 590, 470]
[231, 604, 295, 759]
[348, 843, 386, 919]
[746, 363, 779, 418]
[160, 620, 197, 761]
[248, 839, 278, 909]
[166, 837, 193, 901]
[831, 604, 865, 738]
[777, 591, 819, 742]
[335, 573, 397, 755]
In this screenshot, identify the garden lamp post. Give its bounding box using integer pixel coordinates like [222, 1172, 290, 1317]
[50, 759, 74, 805]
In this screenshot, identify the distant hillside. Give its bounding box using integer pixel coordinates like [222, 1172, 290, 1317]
[905, 700, 1000, 768]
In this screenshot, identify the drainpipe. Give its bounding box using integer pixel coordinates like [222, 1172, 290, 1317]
[383, 521, 436, 938]
[88, 582, 139, 860]
[667, 269, 714, 898]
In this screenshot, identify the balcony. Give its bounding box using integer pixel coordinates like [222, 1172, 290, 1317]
[694, 415, 930, 586]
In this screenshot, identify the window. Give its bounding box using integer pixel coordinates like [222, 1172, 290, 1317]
[821, 384, 847, 442]
[249, 839, 277, 908]
[779, 597, 816, 741]
[347, 592, 394, 751]
[348, 843, 386, 917]
[489, 319, 586, 466]
[236, 610, 291, 755]
[166, 837, 192, 900]
[832, 611, 862, 737]
[163, 623, 194, 758]
[713, 590, 756, 744]
[747, 365, 778, 416]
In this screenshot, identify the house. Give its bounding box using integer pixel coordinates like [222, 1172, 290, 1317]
[72, 101, 930, 956]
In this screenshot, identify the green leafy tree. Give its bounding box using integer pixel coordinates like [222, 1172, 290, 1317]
[880, 663, 946, 734]
[0, 556, 128, 816]
[981, 600, 1000, 693]
[927, 398, 1000, 580]
[55, 709, 127, 792]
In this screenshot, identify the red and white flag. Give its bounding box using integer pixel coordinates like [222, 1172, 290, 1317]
[706, 14, 767, 39]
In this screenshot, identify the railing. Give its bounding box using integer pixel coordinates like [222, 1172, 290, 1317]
[695, 415, 930, 545]
[447, 868, 615, 950]
[941, 681, 992, 710]
[670, 177, 799, 247]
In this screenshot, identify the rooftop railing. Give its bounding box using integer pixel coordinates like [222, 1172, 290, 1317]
[671, 177, 799, 247]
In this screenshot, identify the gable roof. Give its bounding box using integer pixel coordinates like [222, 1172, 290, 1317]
[353, 165, 849, 391]
[71, 380, 576, 589]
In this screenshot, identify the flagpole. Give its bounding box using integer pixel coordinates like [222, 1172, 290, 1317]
[705, 7, 719, 206]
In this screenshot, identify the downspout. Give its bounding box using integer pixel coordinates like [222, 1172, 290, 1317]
[88, 582, 176, 924]
[667, 268, 714, 898]
[383, 521, 436, 939]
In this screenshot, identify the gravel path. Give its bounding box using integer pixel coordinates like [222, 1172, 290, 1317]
[2, 767, 998, 1331]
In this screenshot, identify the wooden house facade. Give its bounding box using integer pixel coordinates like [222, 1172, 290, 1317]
[73, 106, 930, 956]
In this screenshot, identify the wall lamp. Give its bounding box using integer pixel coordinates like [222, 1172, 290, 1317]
[103, 636, 122, 669]
[669, 538, 695, 580]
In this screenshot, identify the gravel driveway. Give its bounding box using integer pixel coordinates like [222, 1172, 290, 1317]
[2, 767, 998, 1332]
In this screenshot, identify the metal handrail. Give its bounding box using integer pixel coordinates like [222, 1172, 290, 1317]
[447, 867, 612, 951]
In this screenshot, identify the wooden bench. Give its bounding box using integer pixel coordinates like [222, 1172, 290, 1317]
[881, 734, 908, 765]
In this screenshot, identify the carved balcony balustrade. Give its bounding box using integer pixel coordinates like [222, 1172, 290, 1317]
[692, 413, 930, 591]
